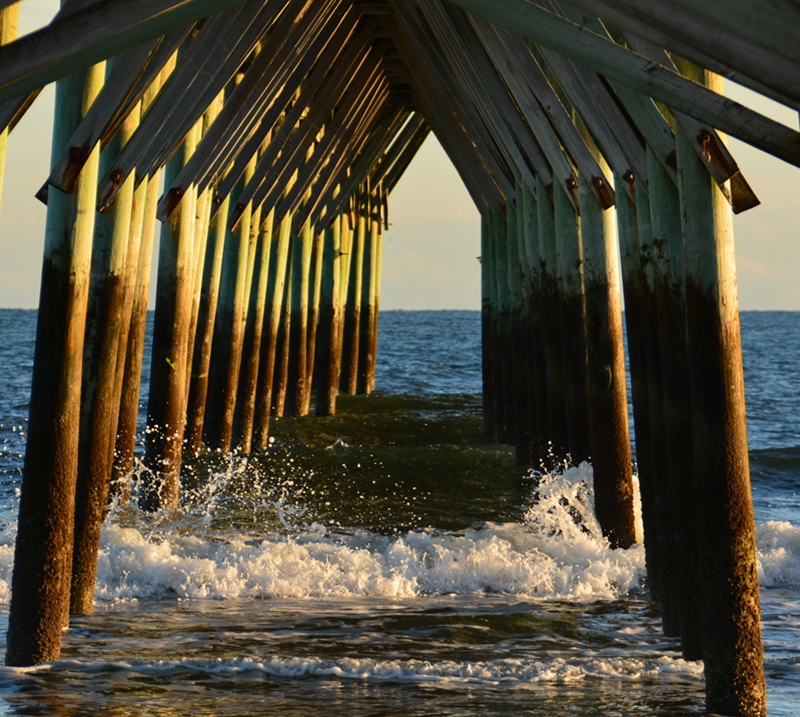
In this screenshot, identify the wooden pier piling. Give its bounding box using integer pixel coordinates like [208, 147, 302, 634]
[7, 61, 104, 666]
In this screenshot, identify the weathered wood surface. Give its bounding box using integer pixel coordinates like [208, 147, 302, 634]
[447, 0, 800, 168]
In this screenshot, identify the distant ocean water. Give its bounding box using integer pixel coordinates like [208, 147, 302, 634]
[0, 309, 796, 715]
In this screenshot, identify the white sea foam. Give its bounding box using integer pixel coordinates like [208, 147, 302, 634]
[756, 520, 800, 588]
[47, 653, 704, 685]
[0, 464, 795, 604]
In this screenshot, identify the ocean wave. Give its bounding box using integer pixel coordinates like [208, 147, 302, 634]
[0, 465, 794, 604]
[17, 653, 703, 686]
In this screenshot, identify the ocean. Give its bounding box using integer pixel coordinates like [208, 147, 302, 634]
[0, 308, 797, 715]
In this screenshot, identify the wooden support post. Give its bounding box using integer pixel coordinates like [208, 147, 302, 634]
[480, 211, 496, 437]
[536, 178, 569, 462]
[341, 191, 366, 395]
[233, 208, 274, 454]
[639, 170, 680, 635]
[370, 211, 383, 395]
[141, 122, 199, 511]
[305, 226, 325, 410]
[489, 203, 514, 445]
[315, 217, 343, 416]
[553, 181, 591, 465]
[616, 179, 660, 598]
[271, 251, 293, 418]
[71, 79, 139, 616]
[6, 60, 104, 667]
[520, 182, 548, 464]
[578, 171, 636, 548]
[0, 3, 18, 220]
[647, 150, 703, 657]
[678, 74, 766, 717]
[284, 219, 314, 415]
[184, 197, 228, 456]
[112, 172, 160, 486]
[252, 212, 293, 450]
[357, 194, 380, 395]
[506, 190, 532, 465]
[335, 211, 353, 390]
[204, 168, 255, 452]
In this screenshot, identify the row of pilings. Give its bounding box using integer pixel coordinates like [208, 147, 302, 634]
[5, 59, 398, 667]
[479, 131, 764, 717]
[0, 1, 769, 714]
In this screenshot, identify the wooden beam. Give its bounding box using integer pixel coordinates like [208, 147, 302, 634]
[559, 0, 800, 111]
[447, 0, 800, 168]
[0, 0, 262, 103]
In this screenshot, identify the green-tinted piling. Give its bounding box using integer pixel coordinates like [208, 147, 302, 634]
[520, 183, 548, 464]
[184, 197, 229, 456]
[490, 204, 514, 445]
[285, 220, 314, 415]
[341, 192, 366, 395]
[506, 193, 532, 465]
[113, 72, 164, 485]
[6, 61, 104, 667]
[616, 180, 660, 597]
[537, 178, 569, 462]
[553, 182, 591, 465]
[142, 123, 200, 512]
[480, 212, 496, 437]
[71, 84, 138, 616]
[233, 209, 274, 454]
[647, 150, 703, 658]
[204, 176, 254, 451]
[678, 114, 766, 716]
[271, 252, 293, 417]
[305, 227, 325, 410]
[315, 218, 343, 416]
[357, 197, 380, 395]
[252, 212, 293, 449]
[640, 175, 680, 633]
[578, 173, 636, 549]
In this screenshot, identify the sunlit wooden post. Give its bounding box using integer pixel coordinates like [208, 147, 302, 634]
[252, 212, 293, 449]
[315, 217, 343, 416]
[204, 167, 255, 451]
[678, 72, 765, 717]
[578, 171, 636, 548]
[233, 208, 275, 453]
[616, 180, 661, 598]
[184, 196, 229, 456]
[71, 71, 139, 615]
[142, 121, 200, 511]
[7, 60, 104, 667]
[647, 151, 703, 657]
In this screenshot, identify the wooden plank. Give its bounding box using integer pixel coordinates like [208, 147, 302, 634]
[94, 1, 275, 209]
[275, 68, 388, 220]
[435, 1, 553, 189]
[471, 15, 613, 208]
[0, 0, 260, 103]
[389, 0, 519, 195]
[384, 123, 430, 193]
[416, 0, 541, 194]
[625, 33, 759, 213]
[539, 46, 647, 193]
[229, 40, 380, 228]
[162, 2, 362, 220]
[559, 0, 800, 111]
[447, 0, 800, 168]
[386, 15, 501, 207]
[133, 0, 290, 187]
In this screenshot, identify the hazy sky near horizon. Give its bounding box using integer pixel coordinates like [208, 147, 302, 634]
[0, 0, 798, 310]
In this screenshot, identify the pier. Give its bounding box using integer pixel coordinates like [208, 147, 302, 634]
[1, 1, 798, 715]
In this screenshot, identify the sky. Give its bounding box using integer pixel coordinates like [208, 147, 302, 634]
[0, 1, 798, 310]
